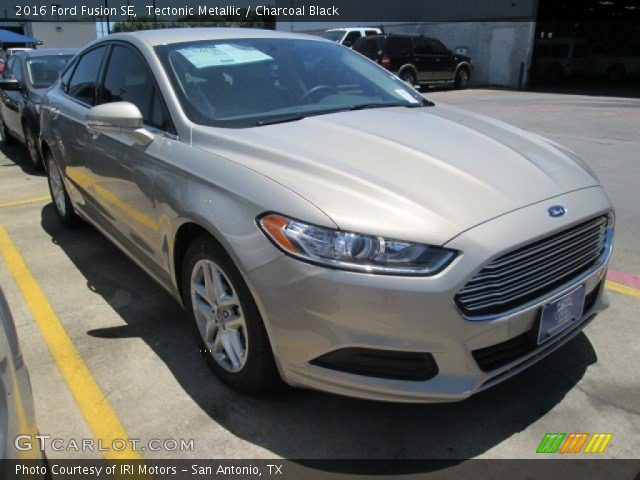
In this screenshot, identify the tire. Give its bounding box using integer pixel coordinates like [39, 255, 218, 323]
[0, 116, 15, 146]
[399, 69, 417, 87]
[45, 152, 81, 227]
[182, 234, 280, 393]
[24, 123, 43, 171]
[455, 67, 470, 89]
[607, 64, 626, 82]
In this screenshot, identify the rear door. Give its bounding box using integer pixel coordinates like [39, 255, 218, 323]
[412, 36, 435, 81]
[385, 37, 414, 74]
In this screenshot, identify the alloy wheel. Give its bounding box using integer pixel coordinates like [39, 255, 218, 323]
[190, 259, 248, 373]
[26, 128, 40, 167]
[47, 156, 67, 216]
[459, 70, 468, 88]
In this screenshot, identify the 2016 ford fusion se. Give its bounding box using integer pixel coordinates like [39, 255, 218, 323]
[40, 28, 614, 402]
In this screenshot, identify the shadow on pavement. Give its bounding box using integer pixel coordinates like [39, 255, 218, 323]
[40, 202, 598, 466]
[0, 140, 44, 176]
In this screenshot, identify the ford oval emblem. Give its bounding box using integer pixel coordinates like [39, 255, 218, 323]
[548, 205, 566, 218]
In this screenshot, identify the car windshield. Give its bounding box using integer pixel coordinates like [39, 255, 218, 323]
[27, 55, 75, 88]
[320, 31, 344, 42]
[155, 38, 428, 128]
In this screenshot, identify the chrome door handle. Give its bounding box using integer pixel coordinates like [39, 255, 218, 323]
[43, 106, 60, 119]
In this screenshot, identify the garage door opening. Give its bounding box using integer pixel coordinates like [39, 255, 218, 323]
[531, 0, 640, 97]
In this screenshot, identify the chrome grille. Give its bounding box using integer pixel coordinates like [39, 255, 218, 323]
[456, 215, 609, 317]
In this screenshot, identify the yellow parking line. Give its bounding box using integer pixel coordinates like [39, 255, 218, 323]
[0, 222, 142, 460]
[0, 195, 50, 209]
[606, 280, 640, 298]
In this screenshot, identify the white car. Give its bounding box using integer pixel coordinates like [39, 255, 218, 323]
[320, 27, 382, 47]
[6, 47, 33, 57]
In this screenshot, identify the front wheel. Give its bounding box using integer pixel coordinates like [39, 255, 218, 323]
[46, 153, 80, 227]
[25, 124, 43, 170]
[182, 234, 280, 393]
[455, 68, 470, 89]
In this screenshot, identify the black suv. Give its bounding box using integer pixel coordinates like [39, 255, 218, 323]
[353, 34, 473, 89]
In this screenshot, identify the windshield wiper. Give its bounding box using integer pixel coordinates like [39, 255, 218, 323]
[254, 100, 431, 127]
[348, 102, 407, 111]
[255, 114, 308, 127]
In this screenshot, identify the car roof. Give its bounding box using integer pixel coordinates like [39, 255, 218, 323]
[326, 27, 380, 32]
[22, 48, 79, 58]
[104, 28, 323, 47]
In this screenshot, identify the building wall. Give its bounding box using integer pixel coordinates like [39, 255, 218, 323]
[30, 22, 97, 49]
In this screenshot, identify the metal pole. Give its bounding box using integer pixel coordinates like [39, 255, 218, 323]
[105, 0, 110, 33]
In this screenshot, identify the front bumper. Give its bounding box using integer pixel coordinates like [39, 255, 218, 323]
[246, 187, 613, 402]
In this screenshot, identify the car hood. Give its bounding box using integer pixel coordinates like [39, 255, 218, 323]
[192, 104, 598, 245]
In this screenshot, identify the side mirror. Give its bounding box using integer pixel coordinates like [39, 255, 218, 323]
[0, 78, 21, 91]
[85, 101, 154, 147]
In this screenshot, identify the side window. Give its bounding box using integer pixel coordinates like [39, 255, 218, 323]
[342, 31, 361, 47]
[414, 37, 432, 55]
[428, 39, 450, 55]
[67, 46, 107, 105]
[12, 60, 24, 82]
[387, 37, 413, 56]
[60, 62, 75, 91]
[149, 88, 172, 131]
[101, 45, 172, 131]
[3, 58, 15, 79]
[365, 30, 379, 36]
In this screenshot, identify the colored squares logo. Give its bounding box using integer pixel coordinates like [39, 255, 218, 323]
[537, 433, 612, 454]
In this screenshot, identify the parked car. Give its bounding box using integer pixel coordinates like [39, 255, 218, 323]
[353, 34, 473, 88]
[532, 39, 640, 83]
[532, 38, 589, 82]
[0, 48, 78, 170]
[574, 44, 640, 82]
[320, 27, 382, 47]
[0, 288, 40, 460]
[41, 28, 613, 402]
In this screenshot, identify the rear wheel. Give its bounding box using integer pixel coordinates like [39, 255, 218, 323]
[46, 152, 80, 227]
[399, 69, 416, 87]
[182, 234, 280, 393]
[24, 124, 43, 170]
[455, 67, 470, 89]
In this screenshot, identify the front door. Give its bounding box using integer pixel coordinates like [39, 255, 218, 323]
[86, 43, 176, 277]
[428, 39, 456, 81]
[50, 45, 108, 209]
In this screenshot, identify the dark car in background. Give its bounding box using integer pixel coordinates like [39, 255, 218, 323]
[0, 48, 78, 170]
[353, 34, 473, 89]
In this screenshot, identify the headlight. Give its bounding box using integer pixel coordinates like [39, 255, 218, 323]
[257, 213, 457, 276]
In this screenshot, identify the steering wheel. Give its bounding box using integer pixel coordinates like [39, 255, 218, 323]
[299, 85, 339, 104]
